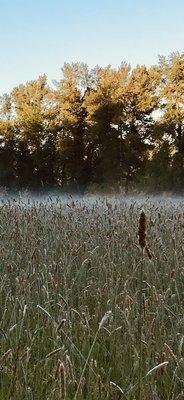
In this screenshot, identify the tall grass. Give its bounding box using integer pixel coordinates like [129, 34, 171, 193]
[0, 196, 183, 399]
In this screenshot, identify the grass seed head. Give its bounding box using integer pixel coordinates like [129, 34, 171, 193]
[138, 211, 147, 249]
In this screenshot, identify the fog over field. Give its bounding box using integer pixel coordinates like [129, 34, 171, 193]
[0, 191, 184, 206]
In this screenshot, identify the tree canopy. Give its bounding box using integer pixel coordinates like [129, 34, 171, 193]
[0, 53, 184, 193]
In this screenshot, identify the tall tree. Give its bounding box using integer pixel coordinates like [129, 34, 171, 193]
[11, 75, 57, 187]
[119, 64, 159, 190]
[157, 53, 184, 188]
[0, 94, 17, 186]
[84, 64, 130, 184]
[53, 63, 90, 189]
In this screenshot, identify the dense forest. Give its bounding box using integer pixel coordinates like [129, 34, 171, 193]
[0, 53, 184, 193]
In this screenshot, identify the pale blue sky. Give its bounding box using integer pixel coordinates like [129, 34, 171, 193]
[0, 0, 184, 94]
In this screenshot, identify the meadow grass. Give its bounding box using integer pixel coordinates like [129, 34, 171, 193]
[0, 196, 183, 399]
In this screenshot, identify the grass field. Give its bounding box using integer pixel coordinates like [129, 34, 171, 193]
[0, 196, 184, 399]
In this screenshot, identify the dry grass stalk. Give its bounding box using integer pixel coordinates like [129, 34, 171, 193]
[164, 343, 177, 363]
[138, 211, 154, 259]
[46, 347, 62, 359]
[0, 349, 12, 366]
[54, 361, 66, 399]
[138, 211, 147, 249]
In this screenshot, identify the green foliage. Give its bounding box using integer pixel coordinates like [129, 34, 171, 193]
[0, 54, 184, 192]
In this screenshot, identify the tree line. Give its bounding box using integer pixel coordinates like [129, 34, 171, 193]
[0, 53, 184, 193]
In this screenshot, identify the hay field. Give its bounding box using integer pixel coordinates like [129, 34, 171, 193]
[0, 196, 184, 399]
